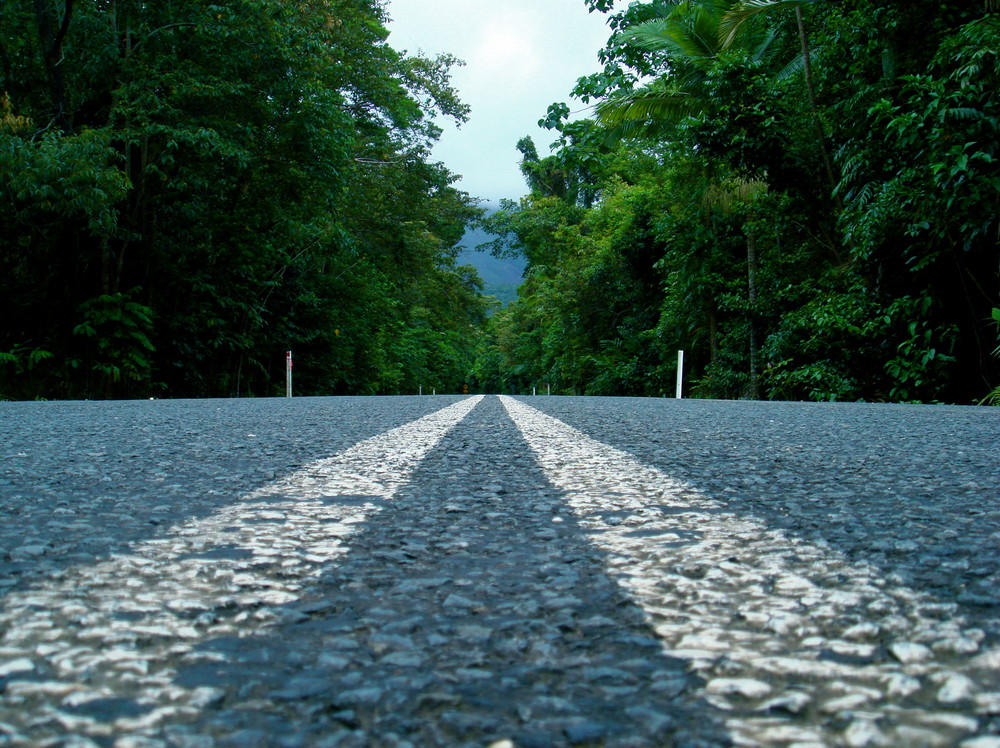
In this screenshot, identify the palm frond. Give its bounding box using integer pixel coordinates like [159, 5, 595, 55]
[720, 0, 804, 49]
[597, 90, 706, 126]
[683, 2, 730, 58]
[618, 20, 679, 53]
[775, 51, 806, 81]
[751, 26, 779, 62]
[596, 85, 707, 141]
[622, 20, 714, 60]
[979, 384, 1000, 406]
[599, 119, 676, 142]
[619, 9, 716, 60]
[948, 107, 985, 121]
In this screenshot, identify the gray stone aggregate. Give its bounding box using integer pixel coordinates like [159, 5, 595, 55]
[0, 394, 998, 746]
[501, 396, 1000, 746]
[0, 396, 465, 594]
[518, 397, 1000, 625]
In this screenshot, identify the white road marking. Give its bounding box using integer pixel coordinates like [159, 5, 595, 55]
[0, 396, 483, 742]
[500, 396, 997, 747]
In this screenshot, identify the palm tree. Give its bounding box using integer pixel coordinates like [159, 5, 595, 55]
[595, 0, 777, 398]
[595, 0, 774, 137]
[599, 0, 841, 206]
[719, 0, 839, 198]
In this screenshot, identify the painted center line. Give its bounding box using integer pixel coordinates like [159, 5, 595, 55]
[500, 396, 998, 747]
[0, 396, 483, 742]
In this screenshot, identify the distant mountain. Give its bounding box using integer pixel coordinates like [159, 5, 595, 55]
[456, 225, 526, 307]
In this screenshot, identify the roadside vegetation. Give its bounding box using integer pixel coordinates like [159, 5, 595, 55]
[476, 0, 1000, 403]
[3, 1, 998, 402]
[1, 0, 486, 398]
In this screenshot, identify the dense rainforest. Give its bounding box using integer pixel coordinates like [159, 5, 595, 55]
[0, 0, 488, 398]
[2, 1, 998, 403]
[476, 0, 1000, 404]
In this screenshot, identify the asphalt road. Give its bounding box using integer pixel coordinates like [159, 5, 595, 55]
[0, 395, 998, 747]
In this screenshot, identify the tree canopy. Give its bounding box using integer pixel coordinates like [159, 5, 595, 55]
[1, 0, 488, 398]
[5, 1, 998, 403]
[476, 0, 1000, 404]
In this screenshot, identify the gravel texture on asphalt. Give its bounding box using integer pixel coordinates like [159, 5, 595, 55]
[501, 396, 1000, 747]
[0, 396, 466, 593]
[519, 397, 1000, 624]
[0, 394, 998, 747]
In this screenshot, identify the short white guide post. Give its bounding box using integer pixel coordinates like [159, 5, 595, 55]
[675, 349, 684, 399]
[286, 350, 293, 398]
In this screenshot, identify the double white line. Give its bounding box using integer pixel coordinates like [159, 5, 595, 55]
[1, 394, 993, 747]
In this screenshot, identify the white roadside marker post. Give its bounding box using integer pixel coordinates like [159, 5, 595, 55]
[286, 351, 293, 398]
[675, 349, 684, 399]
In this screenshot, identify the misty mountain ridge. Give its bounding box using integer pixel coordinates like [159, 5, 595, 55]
[457, 224, 525, 306]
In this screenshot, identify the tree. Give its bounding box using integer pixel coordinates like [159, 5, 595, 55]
[593, 0, 790, 398]
[477, 0, 999, 402]
[0, 0, 487, 399]
[720, 0, 840, 197]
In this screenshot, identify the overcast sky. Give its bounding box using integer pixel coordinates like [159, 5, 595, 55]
[385, 0, 614, 206]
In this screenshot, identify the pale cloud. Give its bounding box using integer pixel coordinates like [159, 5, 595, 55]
[471, 20, 543, 81]
[386, 0, 613, 204]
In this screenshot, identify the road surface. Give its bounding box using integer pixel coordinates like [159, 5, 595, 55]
[1, 395, 998, 747]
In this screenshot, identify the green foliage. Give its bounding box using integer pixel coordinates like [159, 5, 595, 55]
[1, 128, 129, 237]
[473, 0, 999, 403]
[73, 290, 156, 388]
[8, 0, 995, 402]
[762, 278, 886, 401]
[0, 0, 487, 399]
[979, 308, 1000, 405]
[881, 296, 958, 403]
[0, 344, 54, 372]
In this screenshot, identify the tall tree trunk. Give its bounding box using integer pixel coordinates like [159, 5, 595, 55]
[795, 5, 838, 203]
[33, 0, 73, 131]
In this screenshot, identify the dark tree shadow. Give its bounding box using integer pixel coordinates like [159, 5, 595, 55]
[0, 396, 465, 601]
